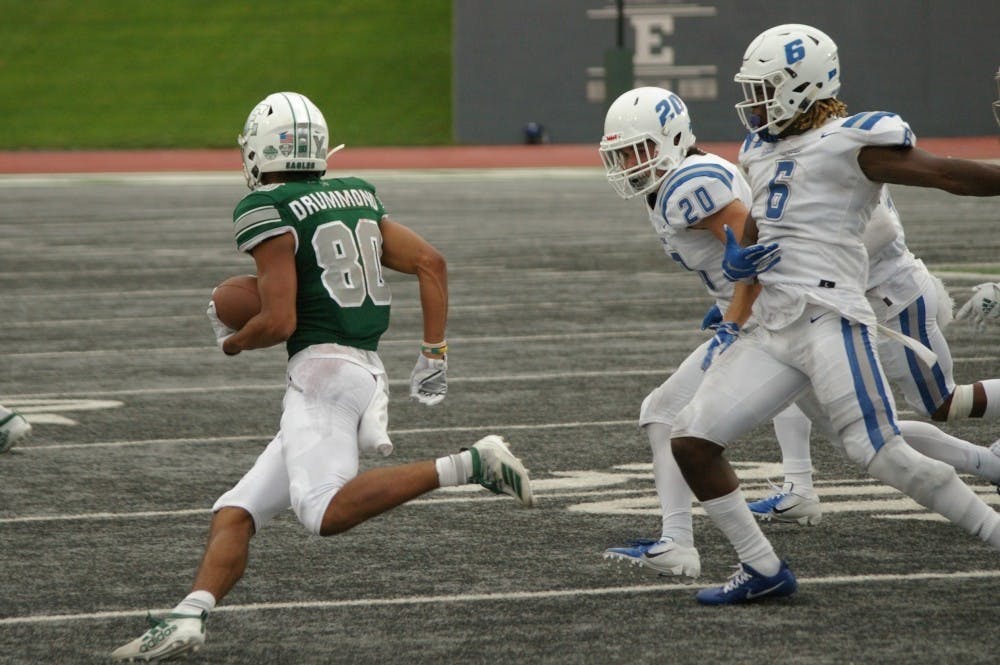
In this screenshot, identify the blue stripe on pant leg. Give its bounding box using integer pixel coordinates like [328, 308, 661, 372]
[898, 297, 952, 413]
[913, 296, 951, 403]
[859, 322, 900, 438]
[898, 301, 937, 414]
[841, 318, 887, 451]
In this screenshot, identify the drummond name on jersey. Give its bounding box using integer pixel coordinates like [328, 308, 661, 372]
[287, 188, 381, 221]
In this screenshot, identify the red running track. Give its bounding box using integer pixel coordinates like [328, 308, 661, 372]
[0, 137, 997, 174]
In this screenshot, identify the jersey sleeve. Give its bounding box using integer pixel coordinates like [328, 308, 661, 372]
[840, 111, 916, 149]
[659, 165, 740, 229]
[232, 191, 295, 253]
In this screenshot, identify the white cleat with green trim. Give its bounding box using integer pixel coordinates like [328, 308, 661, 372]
[468, 435, 534, 507]
[111, 611, 206, 662]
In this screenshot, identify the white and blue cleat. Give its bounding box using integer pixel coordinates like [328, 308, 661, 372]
[747, 483, 822, 526]
[603, 537, 701, 578]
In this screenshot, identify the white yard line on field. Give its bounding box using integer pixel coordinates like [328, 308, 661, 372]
[1, 569, 998, 626]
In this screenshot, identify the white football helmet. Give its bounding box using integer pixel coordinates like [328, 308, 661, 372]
[599, 87, 696, 199]
[237, 92, 329, 189]
[734, 24, 840, 138]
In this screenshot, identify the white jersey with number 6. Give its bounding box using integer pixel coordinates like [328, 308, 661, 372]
[739, 111, 915, 330]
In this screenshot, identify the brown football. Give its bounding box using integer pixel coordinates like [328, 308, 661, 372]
[212, 274, 261, 330]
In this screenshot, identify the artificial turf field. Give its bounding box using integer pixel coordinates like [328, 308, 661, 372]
[1, 168, 998, 664]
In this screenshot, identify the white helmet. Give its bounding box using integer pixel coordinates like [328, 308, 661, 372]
[237, 92, 328, 189]
[734, 24, 840, 138]
[599, 87, 696, 199]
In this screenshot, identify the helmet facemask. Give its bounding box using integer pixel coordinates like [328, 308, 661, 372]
[600, 134, 681, 199]
[599, 87, 696, 199]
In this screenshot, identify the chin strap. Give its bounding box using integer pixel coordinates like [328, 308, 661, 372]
[326, 144, 346, 160]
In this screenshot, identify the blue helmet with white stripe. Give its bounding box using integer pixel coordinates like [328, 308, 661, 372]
[734, 24, 840, 138]
[237, 92, 329, 190]
[599, 87, 696, 199]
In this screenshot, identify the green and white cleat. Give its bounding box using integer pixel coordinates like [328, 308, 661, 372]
[468, 435, 534, 507]
[0, 408, 30, 453]
[111, 611, 206, 661]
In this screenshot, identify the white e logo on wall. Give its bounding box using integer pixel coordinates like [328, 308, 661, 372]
[586, 3, 719, 103]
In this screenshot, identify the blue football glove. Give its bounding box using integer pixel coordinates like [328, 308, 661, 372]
[700, 303, 723, 331]
[701, 321, 740, 371]
[721, 225, 781, 282]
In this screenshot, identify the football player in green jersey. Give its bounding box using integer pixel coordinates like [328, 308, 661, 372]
[112, 92, 533, 662]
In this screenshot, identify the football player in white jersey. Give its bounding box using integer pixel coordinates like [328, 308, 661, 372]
[112, 92, 533, 661]
[0, 403, 31, 453]
[751, 191, 1000, 521]
[669, 24, 1000, 605]
[597, 86, 783, 577]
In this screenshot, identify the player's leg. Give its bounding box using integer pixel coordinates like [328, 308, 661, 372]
[749, 403, 822, 525]
[878, 294, 1000, 482]
[897, 420, 1000, 485]
[112, 434, 291, 661]
[281, 357, 530, 536]
[604, 340, 711, 577]
[0, 403, 31, 453]
[810, 316, 1000, 550]
[885, 287, 1000, 422]
[672, 328, 807, 603]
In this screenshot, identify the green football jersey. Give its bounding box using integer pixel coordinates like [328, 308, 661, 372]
[232, 176, 392, 357]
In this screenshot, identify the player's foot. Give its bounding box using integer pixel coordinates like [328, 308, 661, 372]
[468, 435, 533, 507]
[0, 408, 31, 453]
[111, 611, 206, 661]
[603, 537, 701, 578]
[748, 482, 822, 525]
[695, 561, 797, 605]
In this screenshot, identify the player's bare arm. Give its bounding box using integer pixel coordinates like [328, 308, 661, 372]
[692, 199, 750, 245]
[379, 217, 448, 354]
[723, 280, 761, 328]
[858, 145, 1000, 196]
[221, 233, 297, 356]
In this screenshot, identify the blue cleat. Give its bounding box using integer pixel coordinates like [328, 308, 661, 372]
[603, 537, 700, 578]
[695, 561, 797, 605]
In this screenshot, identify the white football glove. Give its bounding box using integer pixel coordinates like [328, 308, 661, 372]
[206, 300, 237, 349]
[410, 354, 447, 406]
[955, 282, 1000, 331]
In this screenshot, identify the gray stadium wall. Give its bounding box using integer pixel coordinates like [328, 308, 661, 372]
[453, 0, 1000, 144]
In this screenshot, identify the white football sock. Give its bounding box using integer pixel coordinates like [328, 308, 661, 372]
[435, 450, 473, 487]
[173, 590, 215, 616]
[771, 404, 816, 496]
[700, 488, 781, 576]
[646, 423, 694, 547]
